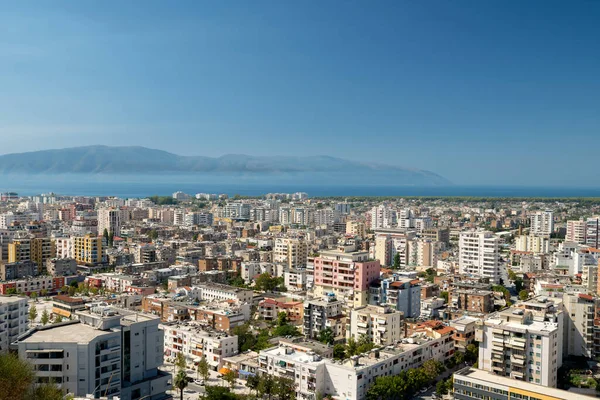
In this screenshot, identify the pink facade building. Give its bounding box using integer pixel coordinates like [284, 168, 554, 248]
[313, 244, 380, 306]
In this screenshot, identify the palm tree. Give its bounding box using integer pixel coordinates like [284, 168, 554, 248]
[173, 369, 188, 400]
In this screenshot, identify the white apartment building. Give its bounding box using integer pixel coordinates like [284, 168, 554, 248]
[477, 303, 563, 387]
[562, 292, 597, 358]
[195, 283, 253, 304]
[224, 203, 251, 220]
[162, 323, 238, 371]
[97, 208, 124, 236]
[259, 328, 455, 400]
[15, 307, 170, 400]
[284, 269, 308, 291]
[459, 231, 502, 283]
[54, 236, 74, 259]
[0, 296, 28, 353]
[370, 205, 397, 230]
[398, 208, 414, 229]
[349, 304, 404, 345]
[515, 235, 550, 253]
[274, 238, 308, 268]
[241, 262, 278, 283]
[530, 210, 554, 236]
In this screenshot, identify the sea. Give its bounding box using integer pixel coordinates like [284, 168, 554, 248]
[0, 174, 599, 198]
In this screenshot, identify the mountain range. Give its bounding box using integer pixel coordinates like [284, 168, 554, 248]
[0, 146, 450, 185]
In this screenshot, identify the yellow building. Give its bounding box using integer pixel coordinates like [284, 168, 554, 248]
[73, 235, 103, 265]
[8, 237, 55, 267]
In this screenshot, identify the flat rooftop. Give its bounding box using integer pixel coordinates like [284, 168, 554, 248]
[455, 368, 595, 400]
[20, 322, 115, 344]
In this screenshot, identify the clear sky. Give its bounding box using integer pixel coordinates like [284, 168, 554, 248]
[1, 1, 599, 186]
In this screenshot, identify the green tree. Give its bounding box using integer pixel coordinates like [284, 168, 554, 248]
[275, 376, 297, 400]
[519, 289, 529, 301]
[40, 310, 50, 326]
[222, 370, 236, 390]
[28, 304, 38, 322]
[53, 314, 63, 324]
[103, 228, 109, 244]
[436, 379, 447, 396]
[175, 352, 187, 371]
[465, 343, 479, 363]
[0, 353, 34, 400]
[515, 277, 524, 292]
[108, 231, 114, 247]
[258, 374, 277, 400]
[277, 312, 288, 327]
[5, 288, 17, 295]
[246, 374, 261, 396]
[29, 291, 37, 301]
[508, 269, 517, 281]
[393, 253, 401, 269]
[440, 291, 449, 304]
[333, 344, 346, 360]
[203, 385, 239, 400]
[318, 327, 335, 345]
[40, 289, 48, 297]
[173, 369, 188, 400]
[197, 356, 210, 383]
[421, 360, 444, 381]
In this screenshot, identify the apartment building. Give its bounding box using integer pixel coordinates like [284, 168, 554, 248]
[313, 244, 380, 306]
[477, 303, 563, 387]
[349, 304, 404, 345]
[0, 296, 28, 353]
[73, 234, 103, 265]
[449, 316, 479, 352]
[54, 236, 74, 259]
[370, 205, 396, 229]
[97, 208, 124, 236]
[530, 210, 554, 236]
[8, 237, 55, 267]
[562, 292, 598, 358]
[303, 294, 344, 339]
[459, 231, 502, 283]
[274, 238, 308, 269]
[372, 277, 421, 318]
[343, 221, 363, 239]
[566, 219, 586, 244]
[284, 268, 308, 291]
[0, 275, 62, 295]
[258, 298, 304, 322]
[0, 261, 38, 280]
[46, 258, 77, 276]
[453, 368, 595, 400]
[259, 326, 455, 400]
[515, 235, 550, 253]
[195, 283, 253, 304]
[15, 307, 170, 400]
[449, 289, 495, 314]
[162, 323, 238, 370]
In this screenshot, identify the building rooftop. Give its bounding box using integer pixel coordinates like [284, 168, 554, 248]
[455, 368, 595, 400]
[0, 295, 27, 304]
[20, 321, 115, 344]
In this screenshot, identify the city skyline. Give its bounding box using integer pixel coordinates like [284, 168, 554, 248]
[1, 1, 599, 187]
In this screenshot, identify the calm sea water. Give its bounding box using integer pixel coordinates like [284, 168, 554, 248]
[1, 174, 599, 198]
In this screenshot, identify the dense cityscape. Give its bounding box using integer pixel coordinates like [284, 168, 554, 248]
[0, 190, 599, 399]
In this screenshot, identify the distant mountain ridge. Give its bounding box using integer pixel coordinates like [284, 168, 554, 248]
[0, 145, 451, 185]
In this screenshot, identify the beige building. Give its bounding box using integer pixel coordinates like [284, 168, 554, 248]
[274, 238, 308, 268]
[349, 304, 404, 345]
[346, 221, 366, 239]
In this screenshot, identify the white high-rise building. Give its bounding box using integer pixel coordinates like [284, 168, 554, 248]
[0, 296, 28, 353]
[477, 300, 563, 387]
[459, 231, 502, 283]
[97, 208, 123, 236]
[15, 307, 170, 399]
[530, 210, 554, 236]
[370, 205, 396, 229]
[398, 208, 414, 229]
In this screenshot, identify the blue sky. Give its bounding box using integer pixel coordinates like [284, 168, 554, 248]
[1, 1, 599, 186]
